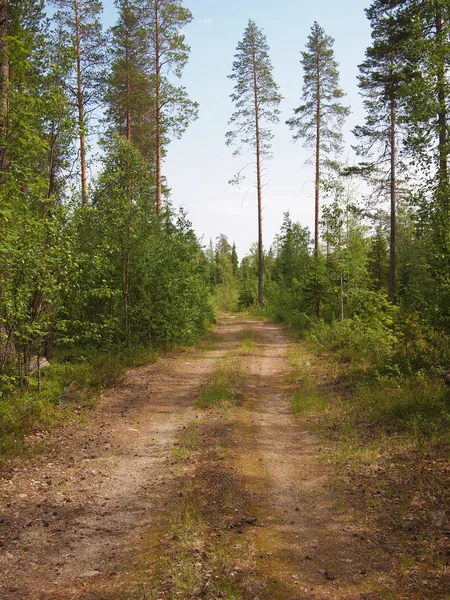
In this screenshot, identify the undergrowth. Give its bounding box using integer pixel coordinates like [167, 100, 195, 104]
[287, 318, 450, 598]
[0, 346, 157, 460]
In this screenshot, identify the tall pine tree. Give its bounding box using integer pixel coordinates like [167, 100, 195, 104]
[353, 1, 408, 302]
[226, 19, 281, 307]
[287, 22, 349, 255]
[53, 0, 106, 206]
[144, 0, 198, 214]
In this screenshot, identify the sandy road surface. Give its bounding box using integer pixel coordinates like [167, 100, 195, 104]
[1, 315, 398, 599]
[229, 320, 390, 599]
[0, 320, 241, 600]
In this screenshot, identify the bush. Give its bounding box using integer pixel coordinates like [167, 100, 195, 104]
[354, 371, 450, 441]
[310, 318, 398, 364]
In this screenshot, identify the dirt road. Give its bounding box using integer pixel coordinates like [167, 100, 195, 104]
[0, 316, 399, 599]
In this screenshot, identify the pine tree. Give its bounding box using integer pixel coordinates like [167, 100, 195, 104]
[226, 19, 281, 307]
[287, 22, 349, 256]
[353, 1, 409, 302]
[231, 243, 238, 277]
[394, 0, 450, 319]
[53, 0, 106, 206]
[144, 0, 198, 214]
[105, 0, 152, 148]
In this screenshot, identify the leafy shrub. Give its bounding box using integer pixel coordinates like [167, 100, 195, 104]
[310, 318, 398, 364]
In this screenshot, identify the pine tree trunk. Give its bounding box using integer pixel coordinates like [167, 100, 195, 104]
[389, 93, 397, 304]
[435, 9, 448, 190]
[0, 0, 11, 370]
[0, 0, 8, 173]
[155, 0, 162, 216]
[252, 38, 263, 308]
[315, 59, 321, 256]
[74, 0, 88, 206]
[435, 7, 449, 257]
[47, 121, 57, 201]
[124, 40, 131, 337]
[314, 55, 322, 317]
[126, 37, 131, 143]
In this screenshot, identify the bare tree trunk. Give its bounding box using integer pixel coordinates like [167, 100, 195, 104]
[435, 8, 448, 191]
[154, 0, 162, 215]
[122, 242, 130, 336]
[126, 42, 131, 144]
[123, 40, 132, 337]
[74, 0, 88, 206]
[0, 0, 11, 368]
[315, 61, 321, 256]
[389, 94, 396, 304]
[252, 38, 263, 308]
[435, 7, 449, 259]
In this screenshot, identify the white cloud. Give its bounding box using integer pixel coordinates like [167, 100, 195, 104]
[199, 18, 213, 26]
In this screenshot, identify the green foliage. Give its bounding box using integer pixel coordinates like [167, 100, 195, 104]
[237, 251, 258, 310]
[197, 363, 242, 409]
[354, 371, 450, 441]
[310, 314, 397, 365]
[287, 21, 350, 166]
[210, 235, 239, 311]
[0, 345, 156, 457]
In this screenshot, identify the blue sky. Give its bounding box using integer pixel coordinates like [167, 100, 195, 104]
[101, 0, 372, 257]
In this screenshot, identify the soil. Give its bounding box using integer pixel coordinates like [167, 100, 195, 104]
[0, 315, 445, 599]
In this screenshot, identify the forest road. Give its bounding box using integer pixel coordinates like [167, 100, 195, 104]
[0, 314, 388, 600]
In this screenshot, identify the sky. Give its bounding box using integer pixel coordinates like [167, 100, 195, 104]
[100, 0, 373, 257]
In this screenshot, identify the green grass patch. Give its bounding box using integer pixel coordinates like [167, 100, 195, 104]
[292, 383, 327, 414]
[353, 371, 450, 443]
[132, 501, 242, 600]
[287, 343, 330, 415]
[197, 356, 242, 409]
[173, 422, 199, 462]
[0, 346, 157, 461]
[239, 330, 255, 352]
[283, 319, 450, 598]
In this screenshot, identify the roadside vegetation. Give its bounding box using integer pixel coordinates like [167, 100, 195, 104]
[1, 0, 449, 559]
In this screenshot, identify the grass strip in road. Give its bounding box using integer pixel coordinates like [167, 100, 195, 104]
[196, 359, 243, 409]
[172, 422, 199, 463]
[196, 329, 255, 410]
[130, 416, 252, 599]
[136, 499, 242, 600]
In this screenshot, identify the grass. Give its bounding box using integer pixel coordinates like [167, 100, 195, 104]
[287, 343, 329, 415]
[131, 501, 242, 600]
[285, 326, 450, 599]
[0, 346, 157, 461]
[197, 357, 243, 409]
[240, 330, 255, 352]
[292, 385, 327, 414]
[172, 422, 199, 462]
[128, 390, 248, 600]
